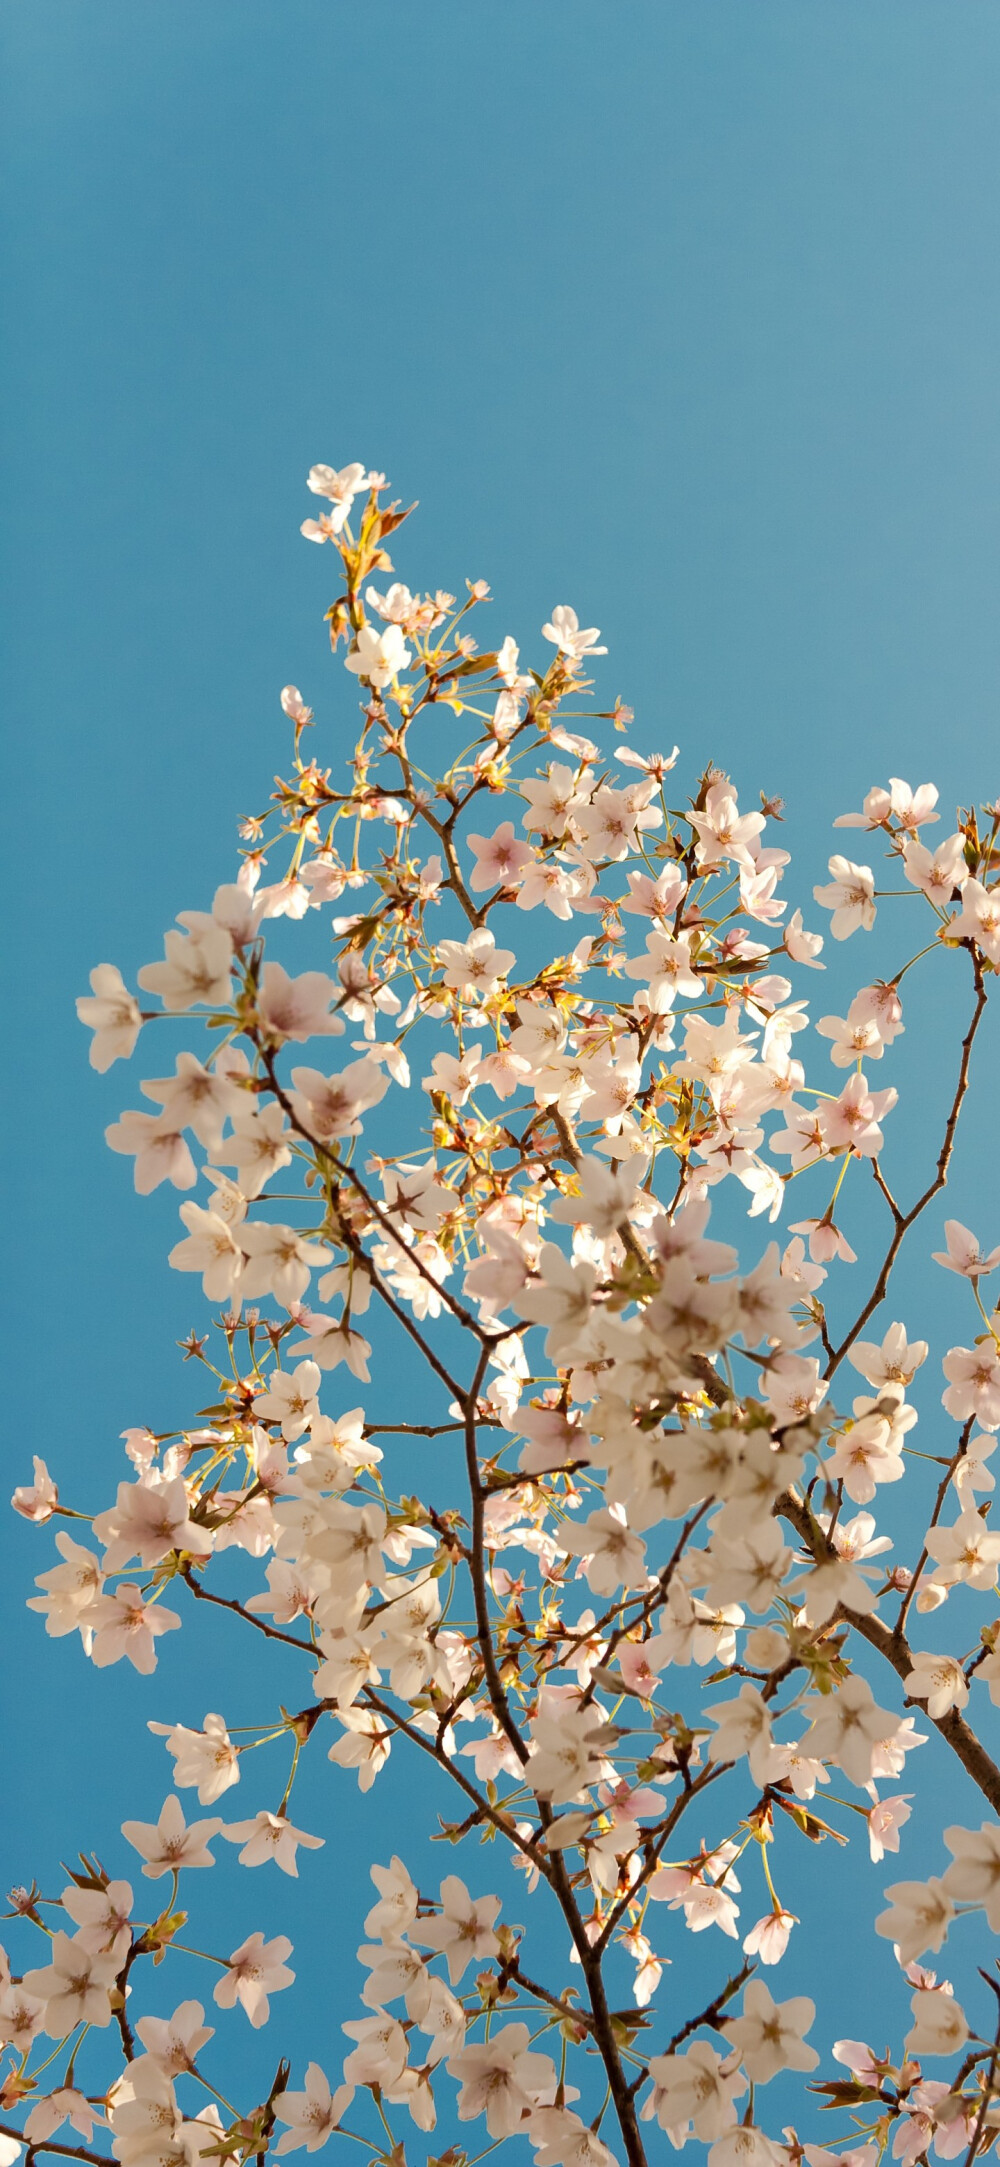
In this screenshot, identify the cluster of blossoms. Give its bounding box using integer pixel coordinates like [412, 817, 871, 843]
[8, 461, 1000, 2167]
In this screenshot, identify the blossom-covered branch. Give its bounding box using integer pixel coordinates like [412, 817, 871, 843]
[7, 457, 1000, 2167]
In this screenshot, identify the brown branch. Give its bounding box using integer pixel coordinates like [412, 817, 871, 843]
[463, 1350, 650, 2162]
[825, 948, 988, 1380]
[180, 1568, 315, 1653]
[334, 1151, 504, 1347]
[500, 1952, 596, 2032]
[894, 1417, 974, 1639]
[556, 1880, 650, 2167]
[256, 1046, 475, 1388]
[364, 1420, 486, 1437]
[779, 1490, 1000, 1813]
[0, 2132, 113, 2167]
[113, 1938, 140, 2061]
[409, 799, 484, 929]
[580, 1503, 713, 1704]
[358, 1688, 548, 1873]
[549, 1105, 648, 1267]
[633, 1957, 755, 2084]
[961, 1981, 1000, 2167]
[594, 1760, 731, 1957]
[462, 1348, 530, 1767]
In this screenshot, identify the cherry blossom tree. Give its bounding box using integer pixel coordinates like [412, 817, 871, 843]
[8, 459, 1000, 2167]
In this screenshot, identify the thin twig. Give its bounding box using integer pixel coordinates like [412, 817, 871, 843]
[825, 949, 988, 1380]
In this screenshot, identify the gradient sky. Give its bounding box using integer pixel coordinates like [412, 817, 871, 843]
[3, 2, 1000, 2152]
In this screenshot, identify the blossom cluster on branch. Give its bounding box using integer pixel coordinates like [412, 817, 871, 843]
[7, 459, 1000, 2167]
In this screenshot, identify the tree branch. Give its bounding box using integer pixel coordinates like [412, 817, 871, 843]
[825, 948, 988, 1380]
[779, 1489, 1000, 1813]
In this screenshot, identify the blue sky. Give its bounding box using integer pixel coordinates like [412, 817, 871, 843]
[3, 1, 1000, 2149]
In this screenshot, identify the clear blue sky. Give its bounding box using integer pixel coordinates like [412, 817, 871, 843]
[3, 0, 1000, 2147]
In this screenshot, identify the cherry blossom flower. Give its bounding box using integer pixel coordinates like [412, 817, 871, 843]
[274, 2064, 353, 2153]
[704, 1522, 794, 1615]
[905, 1988, 968, 2058]
[849, 1322, 928, 1388]
[213, 1932, 294, 2027]
[825, 1410, 905, 1504]
[289, 1056, 389, 1141]
[804, 1675, 898, 1785]
[953, 1430, 997, 1499]
[783, 909, 825, 967]
[60, 1878, 132, 1957]
[548, 1156, 643, 1238]
[168, 1201, 245, 1303]
[722, 1980, 819, 2081]
[944, 877, 1000, 964]
[903, 832, 966, 903]
[240, 1222, 334, 1305]
[280, 683, 313, 724]
[93, 1474, 213, 1572]
[137, 917, 234, 1012]
[345, 622, 411, 687]
[708, 2126, 785, 2167]
[134, 1999, 215, 2074]
[942, 1821, 1000, 1926]
[885, 778, 940, 829]
[364, 1856, 419, 1941]
[21, 1934, 118, 2036]
[831, 2037, 884, 2083]
[291, 1310, 372, 1377]
[942, 1342, 1000, 1427]
[341, 2011, 408, 2087]
[816, 1011, 887, 1065]
[304, 461, 370, 529]
[690, 782, 765, 871]
[105, 1109, 197, 1194]
[256, 963, 343, 1043]
[253, 1360, 322, 1441]
[818, 1070, 897, 1157]
[450, 2021, 557, 2138]
[327, 1708, 392, 1790]
[11, 1456, 58, 1522]
[932, 1219, 1000, 1277]
[813, 857, 876, 939]
[212, 1100, 293, 1195]
[221, 1811, 324, 1877]
[875, 1877, 954, 1964]
[141, 1051, 247, 1146]
[88, 1584, 181, 1673]
[517, 1244, 599, 1362]
[651, 1869, 741, 1939]
[409, 1874, 500, 1984]
[541, 606, 607, 659]
[0, 1983, 45, 2052]
[466, 821, 534, 891]
[641, 2039, 746, 2137]
[904, 1650, 969, 1719]
[923, 1509, 1000, 1590]
[437, 926, 516, 995]
[528, 1700, 614, 1803]
[76, 965, 143, 1070]
[705, 1684, 781, 1787]
[559, 1505, 648, 1594]
[742, 1909, 797, 1964]
[529, 2108, 618, 2167]
[868, 1795, 912, 1862]
[121, 1794, 220, 1877]
[26, 1531, 103, 1643]
[24, 2090, 107, 2143]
